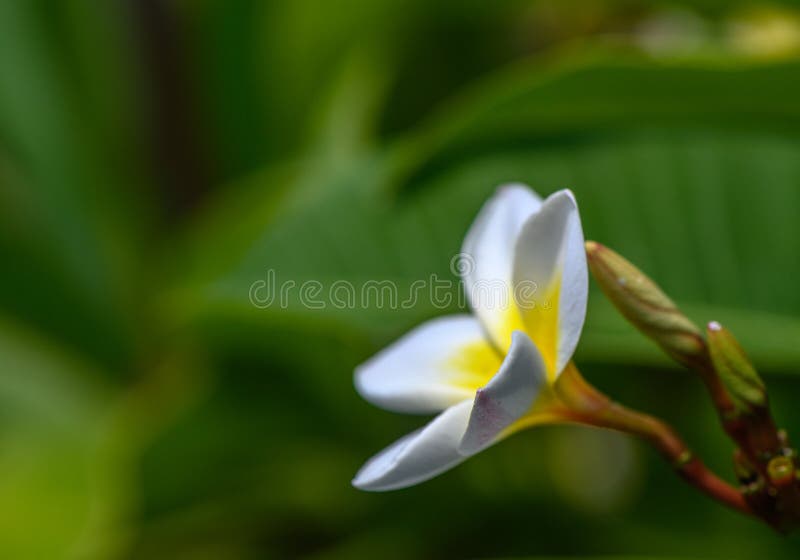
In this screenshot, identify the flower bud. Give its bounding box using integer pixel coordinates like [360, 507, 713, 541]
[585, 241, 704, 366]
[707, 321, 767, 414]
[767, 456, 796, 488]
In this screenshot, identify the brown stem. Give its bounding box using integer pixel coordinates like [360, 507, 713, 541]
[555, 363, 752, 516]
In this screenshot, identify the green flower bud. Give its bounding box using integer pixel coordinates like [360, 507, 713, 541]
[707, 321, 767, 415]
[585, 241, 704, 366]
[767, 456, 796, 487]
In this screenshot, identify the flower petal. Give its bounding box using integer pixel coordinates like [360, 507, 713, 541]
[353, 331, 549, 491]
[459, 331, 547, 454]
[461, 184, 542, 350]
[355, 315, 501, 414]
[352, 399, 474, 491]
[512, 189, 588, 378]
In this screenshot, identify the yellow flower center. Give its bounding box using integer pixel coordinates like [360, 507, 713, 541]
[446, 340, 503, 392]
[447, 272, 563, 393]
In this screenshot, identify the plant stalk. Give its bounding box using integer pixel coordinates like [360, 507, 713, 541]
[555, 363, 752, 516]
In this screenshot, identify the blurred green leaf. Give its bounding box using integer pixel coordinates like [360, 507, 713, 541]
[393, 52, 800, 182]
[171, 49, 800, 370]
[0, 0, 150, 373]
[0, 318, 116, 559]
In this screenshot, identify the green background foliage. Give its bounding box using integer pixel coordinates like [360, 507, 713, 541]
[2, 0, 800, 558]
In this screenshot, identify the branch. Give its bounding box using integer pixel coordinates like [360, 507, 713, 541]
[555, 363, 752, 516]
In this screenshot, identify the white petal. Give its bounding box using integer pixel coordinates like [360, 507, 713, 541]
[353, 332, 547, 491]
[512, 189, 588, 377]
[459, 331, 546, 454]
[352, 399, 474, 491]
[461, 184, 542, 350]
[354, 315, 499, 414]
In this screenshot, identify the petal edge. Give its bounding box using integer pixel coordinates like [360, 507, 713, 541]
[512, 189, 588, 377]
[352, 399, 474, 491]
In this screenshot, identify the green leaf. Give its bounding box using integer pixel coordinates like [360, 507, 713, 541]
[172, 54, 800, 373]
[0, 0, 149, 373]
[172, 131, 800, 373]
[0, 318, 116, 559]
[392, 51, 800, 183]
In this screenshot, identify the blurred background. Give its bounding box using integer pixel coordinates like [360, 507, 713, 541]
[2, 0, 800, 558]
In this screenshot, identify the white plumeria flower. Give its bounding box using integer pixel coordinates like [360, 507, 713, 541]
[353, 185, 588, 491]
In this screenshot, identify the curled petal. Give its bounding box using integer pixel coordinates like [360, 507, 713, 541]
[513, 190, 587, 378]
[461, 184, 542, 351]
[459, 331, 546, 454]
